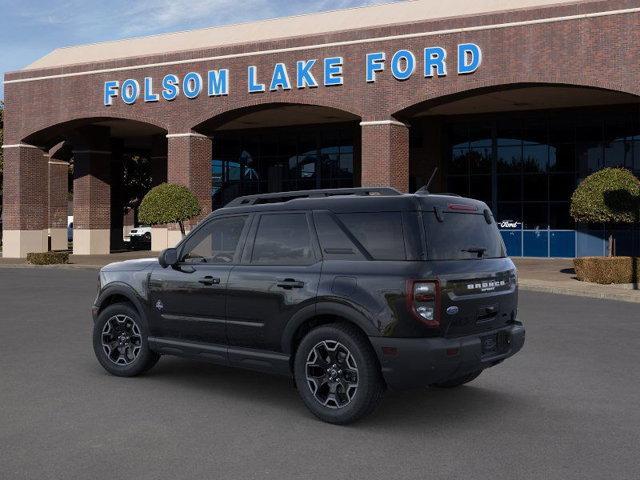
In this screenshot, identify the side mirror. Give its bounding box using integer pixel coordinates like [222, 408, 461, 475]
[158, 248, 178, 268]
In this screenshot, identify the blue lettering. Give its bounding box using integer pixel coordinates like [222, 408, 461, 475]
[208, 69, 229, 96]
[366, 52, 385, 82]
[296, 59, 318, 89]
[324, 57, 343, 86]
[183, 72, 203, 99]
[248, 66, 265, 93]
[390, 50, 415, 81]
[143, 77, 159, 102]
[458, 43, 482, 74]
[270, 63, 291, 91]
[121, 79, 140, 104]
[424, 47, 447, 77]
[161, 74, 179, 101]
[103, 80, 119, 106]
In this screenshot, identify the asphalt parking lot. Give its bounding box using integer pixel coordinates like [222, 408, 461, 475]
[1, 267, 639, 480]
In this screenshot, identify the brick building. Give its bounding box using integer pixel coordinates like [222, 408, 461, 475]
[3, 0, 640, 258]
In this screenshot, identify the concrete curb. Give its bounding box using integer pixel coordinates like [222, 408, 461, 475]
[0, 263, 101, 270]
[519, 280, 640, 304]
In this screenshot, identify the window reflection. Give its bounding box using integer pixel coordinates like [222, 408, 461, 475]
[445, 106, 640, 230]
[212, 124, 357, 209]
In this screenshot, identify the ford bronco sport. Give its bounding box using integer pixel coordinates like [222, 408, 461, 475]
[92, 187, 525, 424]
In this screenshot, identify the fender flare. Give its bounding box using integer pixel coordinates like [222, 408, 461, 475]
[95, 283, 147, 322]
[280, 301, 379, 354]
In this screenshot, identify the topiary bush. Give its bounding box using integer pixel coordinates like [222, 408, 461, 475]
[138, 183, 202, 236]
[570, 168, 640, 224]
[27, 251, 69, 265]
[570, 168, 640, 256]
[574, 256, 639, 284]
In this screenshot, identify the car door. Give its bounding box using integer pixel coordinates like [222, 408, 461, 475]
[148, 214, 251, 345]
[226, 211, 321, 352]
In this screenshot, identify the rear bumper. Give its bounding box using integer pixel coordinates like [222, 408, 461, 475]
[369, 323, 525, 390]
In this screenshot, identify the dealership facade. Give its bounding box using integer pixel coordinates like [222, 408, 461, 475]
[3, 0, 640, 258]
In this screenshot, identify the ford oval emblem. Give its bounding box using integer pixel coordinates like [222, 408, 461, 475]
[446, 306, 459, 315]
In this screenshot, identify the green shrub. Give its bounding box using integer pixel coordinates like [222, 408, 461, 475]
[570, 168, 640, 224]
[573, 256, 640, 284]
[138, 183, 201, 235]
[27, 251, 70, 265]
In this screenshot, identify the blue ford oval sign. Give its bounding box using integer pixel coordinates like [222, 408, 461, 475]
[446, 306, 459, 315]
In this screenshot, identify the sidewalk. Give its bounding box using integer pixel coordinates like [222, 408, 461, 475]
[0, 250, 157, 269]
[1, 251, 639, 303]
[513, 258, 640, 304]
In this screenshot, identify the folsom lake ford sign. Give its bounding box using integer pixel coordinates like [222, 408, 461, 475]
[103, 43, 482, 106]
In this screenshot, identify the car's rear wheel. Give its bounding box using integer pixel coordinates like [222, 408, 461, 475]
[93, 303, 159, 377]
[294, 323, 384, 425]
[432, 370, 482, 388]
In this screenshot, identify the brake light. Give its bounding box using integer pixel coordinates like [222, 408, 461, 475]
[407, 280, 440, 327]
[448, 203, 477, 212]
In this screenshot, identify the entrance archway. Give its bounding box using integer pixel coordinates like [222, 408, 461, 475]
[193, 103, 361, 209]
[20, 118, 167, 255]
[398, 84, 640, 257]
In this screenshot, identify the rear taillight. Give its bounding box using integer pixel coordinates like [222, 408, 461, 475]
[407, 280, 440, 327]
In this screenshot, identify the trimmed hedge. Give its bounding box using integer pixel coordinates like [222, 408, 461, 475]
[574, 256, 640, 284]
[27, 251, 70, 265]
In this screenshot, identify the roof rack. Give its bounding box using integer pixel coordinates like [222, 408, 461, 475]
[225, 187, 401, 207]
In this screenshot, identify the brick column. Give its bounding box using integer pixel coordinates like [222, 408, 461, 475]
[151, 134, 168, 187]
[71, 126, 112, 255]
[360, 120, 410, 193]
[150, 134, 169, 251]
[48, 159, 69, 251]
[164, 132, 212, 248]
[1, 144, 49, 258]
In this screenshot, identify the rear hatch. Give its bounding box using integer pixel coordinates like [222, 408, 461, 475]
[421, 200, 518, 339]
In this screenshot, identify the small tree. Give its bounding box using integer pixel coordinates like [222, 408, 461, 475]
[570, 168, 640, 256]
[138, 183, 201, 237]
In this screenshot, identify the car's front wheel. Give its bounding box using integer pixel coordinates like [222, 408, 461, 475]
[93, 303, 159, 377]
[294, 323, 384, 424]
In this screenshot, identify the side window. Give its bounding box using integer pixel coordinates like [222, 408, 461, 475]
[181, 215, 248, 264]
[313, 212, 366, 261]
[337, 212, 406, 260]
[251, 214, 314, 265]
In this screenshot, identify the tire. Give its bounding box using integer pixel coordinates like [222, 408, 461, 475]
[93, 303, 160, 377]
[294, 323, 384, 425]
[432, 370, 482, 388]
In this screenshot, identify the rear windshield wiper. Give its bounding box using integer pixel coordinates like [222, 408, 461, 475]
[461, 247, 487, 258]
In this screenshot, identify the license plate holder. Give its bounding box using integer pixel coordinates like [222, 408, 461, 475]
[481, 334, 498, 354]
[481, 331, 511, 355]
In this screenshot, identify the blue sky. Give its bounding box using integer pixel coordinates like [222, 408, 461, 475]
[0, 0, 397, 100]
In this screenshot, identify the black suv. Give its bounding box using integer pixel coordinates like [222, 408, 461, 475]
[92, 188, 524, 424]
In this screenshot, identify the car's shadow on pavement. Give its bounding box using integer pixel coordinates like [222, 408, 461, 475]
[107, 356, 533, 430]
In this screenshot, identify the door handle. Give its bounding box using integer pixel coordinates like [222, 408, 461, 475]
[198, 276, 221, 286]
[276, 278, 305, 289]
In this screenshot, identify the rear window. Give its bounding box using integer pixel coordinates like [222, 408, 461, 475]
[337, 212, 406, 260]
[423, 212, 506, 260]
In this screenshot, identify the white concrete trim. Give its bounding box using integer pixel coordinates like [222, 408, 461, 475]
[4, 7, 639, 84]
[1, 143, 41, 150]
[360, 120, 408, 127]
[166, 133, 211, 139]
[1, 230, 48, 258]
[48, 160, 70, 165]
[49, 228, 68, 251]
[71, 149, 111, 155]
[73, 229, 110, 255]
